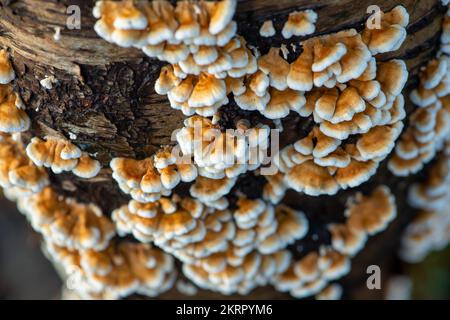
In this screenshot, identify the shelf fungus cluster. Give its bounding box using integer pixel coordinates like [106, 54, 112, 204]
[262, 6, 409, 196]
[274, 186, 396, 299]
[16, 187, 115, 251]
[150, 4, 410, 199]
[0, 134, 166, 299]
[113, 195, 309, 294]
[400, 147, 450, 263]
[0, 49, 15, 84]
[329, 186, 397, 256]
[273, 248, 351, 299]
[0, 133, 48, 195]
[0, 0, 449, 301]
[315, 283, 343, 300]
[0, 134, 176, 299]
[0, 50, 30, 133]
[174, 116, 270, 204]
[271, 114, 404, 197]
[26, 136, 102, 179]
[110, 147, 198, 203]
[64, 2, 426, 298]
[45, 241, 176, 299]
[282, 10, 317, 39]
[268, 85, 406, 196]
[389, 59, 450, 176]
[93, 0, 252, 87]
[0, 42, 178, 299]
[0, 51, 47, 196]
[361, 6, 409, 55]
[396, 7, 450, 264]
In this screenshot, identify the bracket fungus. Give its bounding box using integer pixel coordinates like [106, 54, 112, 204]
[259, 20, 276, 38]
[271, 116, 403, 196]
[0, 133, 48, 194]
[189, 175, 237, 205]
[0, 84, 30, 133]
[26, 136, 101, 179]
[112, 195, 209, 246]
[262, 172, 288, 204]
[400, 148, 450, 263]
[18, 187, 115, 251]
[274, 186, 396, 299]
[315, 283, 343, 300]
[72, 153, 103, 179]
[287, 29, 373, 91]
[282, 10, 317, 39]
[329, 186, 397, 256]
[175, 116, 269, 183]
[179, 202, 307, 295]
[46, 241, 176, 299]
[389, 36, 450, 176]
[156, 68, 229, 117]
[274, 248, 351, 299]
[95, 0, 242, 79]
[113, 193, 308, 295]
[39, 75, 58, 90]
[110, 150, 197, 203]
[232, 51, 308, 119]
[408, 152, 450, 212]
[0, 49, 15, 84]
[361, 5, 409, 54]
[389, 60, 450, 176]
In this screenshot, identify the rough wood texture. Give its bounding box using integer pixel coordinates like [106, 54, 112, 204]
[0, 0, 447, 299]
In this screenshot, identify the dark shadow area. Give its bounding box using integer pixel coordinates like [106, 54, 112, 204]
[0, 198, 61, 300]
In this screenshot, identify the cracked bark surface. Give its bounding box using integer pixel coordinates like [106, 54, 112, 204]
[0, 0, 446, 299]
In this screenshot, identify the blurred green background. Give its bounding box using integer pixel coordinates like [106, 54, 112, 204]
[407, 247, 450, 299]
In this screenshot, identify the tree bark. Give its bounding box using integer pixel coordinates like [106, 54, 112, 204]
[0, 0, 447, 299]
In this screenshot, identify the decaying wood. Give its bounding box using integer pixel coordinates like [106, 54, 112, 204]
[0, 0, 447, 299]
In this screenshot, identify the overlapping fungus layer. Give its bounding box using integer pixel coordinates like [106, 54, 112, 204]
[400, 144, 450, 262]
[0, 1, 448, 301]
